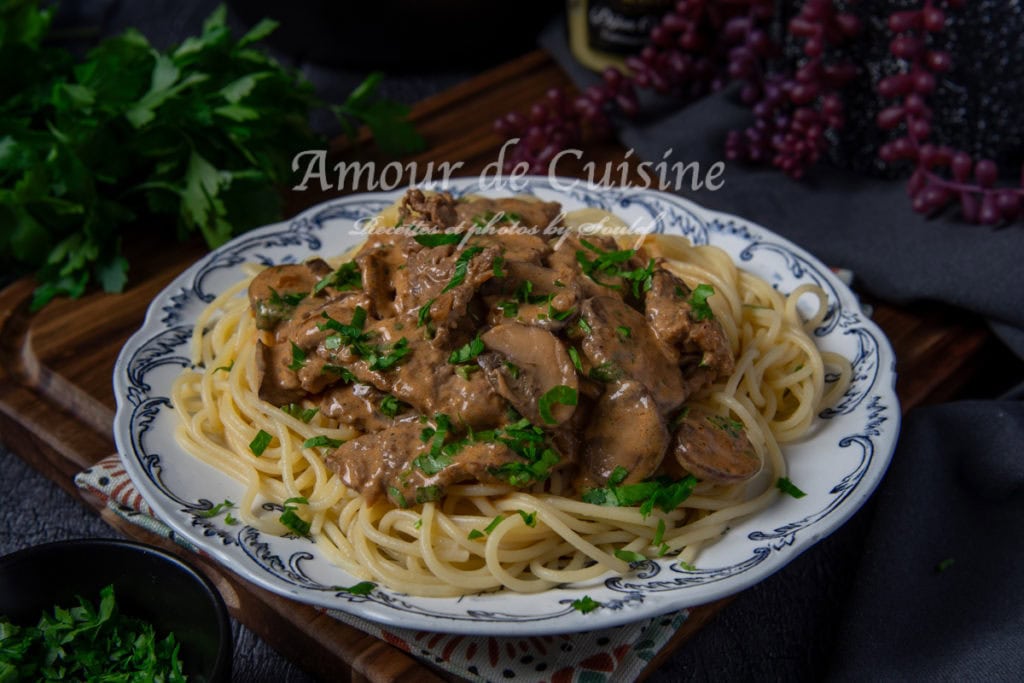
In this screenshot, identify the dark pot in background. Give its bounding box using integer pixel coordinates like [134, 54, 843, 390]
[0, 539, 232, 683]
[228, 0, 561, 70]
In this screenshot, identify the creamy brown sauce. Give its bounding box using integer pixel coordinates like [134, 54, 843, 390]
[248, 190, 758, 507]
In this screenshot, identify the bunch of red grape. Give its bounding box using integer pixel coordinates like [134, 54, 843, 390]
[875, 0, 1022, 223]
[498, 0, 1023, 225]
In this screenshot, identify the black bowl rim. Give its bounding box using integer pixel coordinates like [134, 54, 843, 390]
[0, 538, 233, 682]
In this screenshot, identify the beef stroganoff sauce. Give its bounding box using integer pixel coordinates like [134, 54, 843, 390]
[171, 190, 851, 596]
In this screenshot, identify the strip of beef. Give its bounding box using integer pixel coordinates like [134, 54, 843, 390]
[455, 197, 562, 232]
[320, 383, 407, 432]
[403, 243, 499, 345]
[356, 243, 407, 319]
[477, 323, 579, 427]
[255, 294, 371, 404]
[546, 233, 632, 301]
[482, 260, 580, 332]
[581, 380, 669, 484]
[644, 268, 735, 395]
[670, 408, 760, 484]
[326, 422, 519, 506]
[248, 258, 332, 330]
[341, 316, 507, 430]
[578, 296, 686, 412]
[398, 189, 459, 229]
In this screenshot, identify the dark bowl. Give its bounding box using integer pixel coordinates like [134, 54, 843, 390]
[0, 539, 232, 683]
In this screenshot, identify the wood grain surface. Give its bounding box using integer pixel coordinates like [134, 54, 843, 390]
[0, 49, 995, 682]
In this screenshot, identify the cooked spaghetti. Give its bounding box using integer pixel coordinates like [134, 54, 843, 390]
[171, 190, 850, 597]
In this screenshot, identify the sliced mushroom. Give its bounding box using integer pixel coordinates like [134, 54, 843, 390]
[581, 380, 669, 484]
[671, 408, 761, 484]
[478, 323, 579, 427]
[398, 189, 459, 229]
[578, 296, 686, 412]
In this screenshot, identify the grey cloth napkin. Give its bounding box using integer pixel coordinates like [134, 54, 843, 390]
[541, 18, 1024, 682]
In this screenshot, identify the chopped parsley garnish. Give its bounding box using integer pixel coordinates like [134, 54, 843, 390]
[504, 361, 521, 379]
[583, 474, 699, 518]
[441, 246, 484, 293]
[455, 365, 477, 380]
[302, 435, 344, 449]
[538, 385, 578, 424]
[323, 365, 357, 382]
[577, 317, 593, 335]
[514, 279, 549, 304]
[588, 362, 622, 383]
[414, 233, 463, 247]
[449, 335, 484, 364]
[268, 286, 307, 307]
[678, 560, 697, 571]
[547, 300, 575, 321]
[477, 418, 561, 487]
[0, 585, 187, 681]
[287, 342, 307, 372]
[224, 513, 239, 525]
[336, 581, 376, 596]
[469, 514, 504, 539]
[249, 429, 273, 456]
[568, 347, 583, 373]
[674, 285, 687, 298]
[616, 325, 632, 339]
[607, 466, 629, 486]
[576, 239, 635, 288]
[688, 284, 716, 321]
[614, 549, 646, 563]
[214, 360, 234, 373]
[413, 518, 423, 530]
[282, 403, 318, 423]
[623, 259, 656, 298]
[936, 557, 955, 573]
[366, 338, 411, 371]
[652, 518, 666, 546]
[707, 414, 744, 438]
[412, 414, 462, 475]
[417, 299, 435, 327]
[493, 256, 507, 278]
[776, 477, 807, 499]
[314, 261, 361, 294]
[198, 499, 235, 518]
[415, 485, 442, 503]
[517, 510, 538, 527]
[497, 300, 519, 318]
[379, 394, 404, 417]
[658, 543, 672, 557]
[571, 596, 601, 614]
[279, 496, 311, 537]
[388, 486, 408, 508]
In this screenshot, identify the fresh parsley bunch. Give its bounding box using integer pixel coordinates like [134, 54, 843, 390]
[0, 1, 421, 309]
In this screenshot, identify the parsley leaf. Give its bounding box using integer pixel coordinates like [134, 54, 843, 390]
[287, 342, 307, 372]
[441, 246, 485, 293]
[538, 385, 578, 424]
[379, 394, 404, 417]
[614, 549, 646, 563]
[414, 233, 463, 247]
[449, 335, 485, 364]
[198, 499, 235, 518]
[517, 510, 538, 527]
[279, 496, 311, 536]
[335, 581, 376, 596]
[583, 475, 698, 518]
[249, 429, 273, 456]
[688, 284, 716, 321]
[776, 477, 807, 498]
[571, 596, 601, 614]
[282, 403, 318, 423]
[303, 435, 344, 449]
[314, 261, 361, 294]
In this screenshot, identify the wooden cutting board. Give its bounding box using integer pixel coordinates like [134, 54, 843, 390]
[0, 49, 1001, 682]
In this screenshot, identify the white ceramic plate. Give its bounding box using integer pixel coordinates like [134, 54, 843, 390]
[113, 178, 899, 635]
